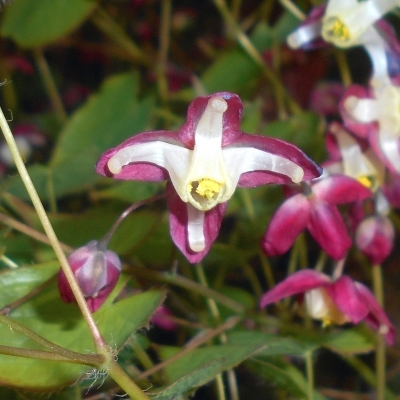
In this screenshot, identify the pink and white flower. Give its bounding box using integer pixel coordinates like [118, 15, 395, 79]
[96, 92, 321, 263]
[260, 269, 396, 344]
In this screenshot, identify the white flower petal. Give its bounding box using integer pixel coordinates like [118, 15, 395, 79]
[107, 141, 191, 200]
[287, 21, 322, 49]
[344, 96, 379, 123]
[186, 204, 206, 252]
[222, 146, 304, 198]
[379, 130, 400, 173]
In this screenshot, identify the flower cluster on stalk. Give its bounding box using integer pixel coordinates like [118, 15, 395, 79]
[261, 0, 399, 342]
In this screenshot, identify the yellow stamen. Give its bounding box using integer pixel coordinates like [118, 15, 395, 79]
[357, 175, 374, 189]
[328, 18, 350, 41]
[192, 178, 222, 200]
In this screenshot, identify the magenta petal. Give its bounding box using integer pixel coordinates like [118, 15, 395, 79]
[166, 182, 227, 263]
[178, 92, 243, 147]
[307, 200, 351, 260]
[235, 134, 322, 186]
[95, 131, 180, 180]
[260, 270, 331, 309]
[354, 282, 396, 345]
[327, 276, 369, 324]
[313, 175, 372, 204]
[262, 194, 310, 256]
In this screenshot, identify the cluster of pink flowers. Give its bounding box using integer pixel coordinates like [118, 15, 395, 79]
[60, 1, 398, 343]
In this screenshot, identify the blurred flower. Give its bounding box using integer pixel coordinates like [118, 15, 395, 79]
[262, 175, 371, 260]
[309, 82, 344, 116]
[325, 122, 385, 191]
[321, 0, 398, 49]
[356, 214, 394, 265]
[0, 123, 46, 176]
[151, 306, 178, 331]
[341, 80, 400, 173]
[96, 92, 321, 263]
[58, 240, 121, 312]
[260, 269, 396, 344]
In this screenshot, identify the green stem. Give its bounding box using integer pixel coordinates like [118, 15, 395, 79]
[32, 48, 67, 124]
[305, 351, 314, 400]
[213, 0, 302, 115]
[372, 264, 386, 400]
[108, 360, 151, 400]
[195, 263, 239, 400]
[92, 8, 150, 66]
[0, 314, 103, 366]
[132, 265, 247, 313]
[0, 107, 106, 353]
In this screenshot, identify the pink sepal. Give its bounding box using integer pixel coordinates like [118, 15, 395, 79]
[166, 182, 227, 264]
[327, 276, 369, 323]
[260, 270, 331, 309]
[262, 194, 310, 256]
[313, 175, 372, 204]
[308, 200, 352, 260]
[354, 282, 396, 345]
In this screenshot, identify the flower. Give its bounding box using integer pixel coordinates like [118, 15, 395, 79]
[341, 80, 400, 173]
[260, 269, 396, 344]
[96, 92, 321, 263]
[262, 174, 371, 260]
[58, 240, 121, 312]
[321, 0, 398, 49]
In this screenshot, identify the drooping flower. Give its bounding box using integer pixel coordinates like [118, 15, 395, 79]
[260, 269, 396, 344]
[58, 240, 121, 312]
[321, 0, 398, 49]
[96, 92, 321, 263]
[262, 174, 371, 260]
[341, 79, 400, 173]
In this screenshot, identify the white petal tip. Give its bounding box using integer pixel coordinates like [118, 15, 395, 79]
[286, 33, 302, 49]
[291, 167, 304, 183]
[108, 157, 122, 174]
[190, 241, 206, 252]
[379, 324, 389, 335]
[343, 96, 358, 112]
[210, 97, 227, 113]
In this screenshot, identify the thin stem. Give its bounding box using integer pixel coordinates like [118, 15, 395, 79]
[279, 0, 306, 20]
[0, 108, 106, 353]
[157, 0, 172, 103]
[0, 275, 57, 315]
[213, 0, 302, 115]
[134, 316, 240, 381]
[334, 49, 352, 88]
[0, 212, 73, 253]
[92, 8, 150, 66]
[0, 314, 103, 366]
[99, 194, 165, 250]
[0, 345, 100, 365]
[108, 360, 152, 400]
[132, 266, 247, 313]
[195, 263, 239, 400]
[32, 48, 67, 124]
[372, 264, 386, 400]
[305, 351, 314, 400]
[332, 257, 346, 281]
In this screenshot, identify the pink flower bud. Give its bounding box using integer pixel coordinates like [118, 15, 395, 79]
[355, 215, 394, 265]
[151, 306, 178, 331]
[58, 240, 121, 312]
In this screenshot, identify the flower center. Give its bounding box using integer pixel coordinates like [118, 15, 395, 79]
[188, 178, 224, 209]
[357, 175, 375, 190]
[324, 17, 350, 42]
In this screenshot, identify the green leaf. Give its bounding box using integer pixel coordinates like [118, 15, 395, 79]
[248, 356, 328, 400]
[150, 343, 266, 398]
[51, 72, 153, 166]
[0, 263, 164, 391]
[1, 0, 96, 47]
[322, 325, 376, 355]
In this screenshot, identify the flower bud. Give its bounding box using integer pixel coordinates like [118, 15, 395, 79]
[58, 240, 121, 312]
[355, 215, 394, 265]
